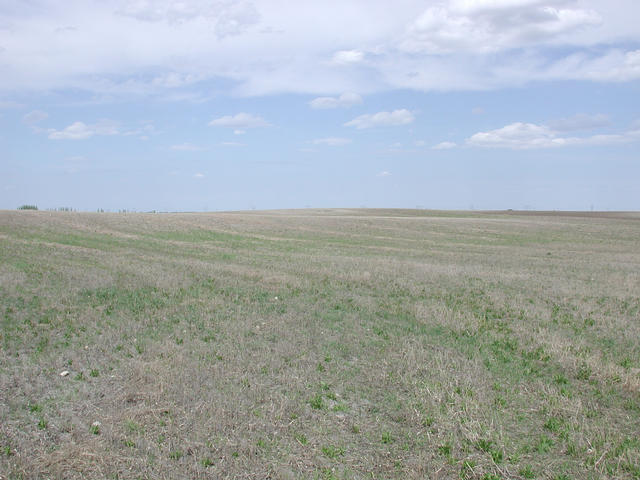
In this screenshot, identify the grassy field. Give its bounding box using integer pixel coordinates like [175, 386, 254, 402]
[1, 208, 639, 479]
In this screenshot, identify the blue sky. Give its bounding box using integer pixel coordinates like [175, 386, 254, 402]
[1, 0, 639, 211]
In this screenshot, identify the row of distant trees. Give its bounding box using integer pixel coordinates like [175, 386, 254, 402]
[17, 205, 150, 213]
[18, 205, 86, 212]
[18, 205, 76, 211]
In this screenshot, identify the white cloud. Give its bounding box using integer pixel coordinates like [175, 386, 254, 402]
[23, 110, 48, 124]
[432, 141, 457, 149]
[49, 122, 93, 140]
[376, 171, 392, 177]
[467, 122, 557, 148]
[331, 50, 364, 65]
[0, 1, 639, 97]
[312, 137, 352, 146]
[401, 1, 602, 55]
[344, 109, 414, 129]
[466, 121, 639, 149]
[208, 113, 270, 128]
[233, 129, 245, 135]
[194, 172, 204, 178]
[536, 48, 640, 84]
[152, 72, 201, 88]
[117, 0, 260, 38]
[309, 92, 362, 109]
[48, 120, 119, 140]
[220, 141, 245, 146]
[171, 143, 202, 151]
[414, 140, 426, 147]
[579, 49, 640, 82]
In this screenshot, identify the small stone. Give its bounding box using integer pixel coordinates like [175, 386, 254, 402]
[60, 370, 69, 377]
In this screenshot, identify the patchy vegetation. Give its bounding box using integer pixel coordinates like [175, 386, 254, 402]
[1, 208, 639, 479]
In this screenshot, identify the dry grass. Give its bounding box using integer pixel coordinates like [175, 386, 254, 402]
[1, 209, 639, 479]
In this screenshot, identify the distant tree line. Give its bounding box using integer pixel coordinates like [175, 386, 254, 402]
[17, 206, 168, 213]
[47, 207, 76, 212]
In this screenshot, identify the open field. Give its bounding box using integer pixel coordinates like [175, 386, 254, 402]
[1, 208, 639, 479]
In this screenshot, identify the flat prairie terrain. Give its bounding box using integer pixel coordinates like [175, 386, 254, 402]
[1, 209, 639, 479]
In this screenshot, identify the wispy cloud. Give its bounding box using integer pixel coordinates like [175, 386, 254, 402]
[466, 121, 640, 149]
[23, 110, 48, 124]
[309, 92, 362, 109]
[312, 137, 352, 146]
[117, 1, 259, 39]
[208, 113, 270, 128]
[376, 171, 391, 177]
[344, 109, 414, 129]
[48, 120, 119, 140]
[432, 141, 457, 150]
[151, 72, 201, 88]
[122, 123, 157, 140]
[171, 143, 203, 151]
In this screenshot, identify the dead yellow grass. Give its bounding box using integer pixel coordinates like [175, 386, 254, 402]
[1, 209, 639, 479]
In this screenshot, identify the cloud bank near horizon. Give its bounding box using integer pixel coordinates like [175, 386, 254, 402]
[1, 0, 639, 99]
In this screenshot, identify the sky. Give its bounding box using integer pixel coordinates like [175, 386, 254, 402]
[1, 0, 639, 212]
